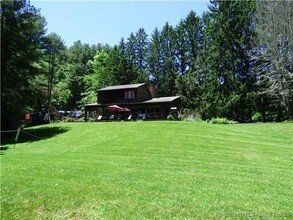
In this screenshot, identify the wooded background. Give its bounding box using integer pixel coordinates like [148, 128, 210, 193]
[1, 0, 292, 129]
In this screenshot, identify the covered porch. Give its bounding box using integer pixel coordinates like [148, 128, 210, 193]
[84, 97, 181, 121]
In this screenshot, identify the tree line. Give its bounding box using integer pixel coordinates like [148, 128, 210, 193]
[1, 0, 292, 129]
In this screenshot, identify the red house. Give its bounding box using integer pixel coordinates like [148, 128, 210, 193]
[84, 82, 181, 121]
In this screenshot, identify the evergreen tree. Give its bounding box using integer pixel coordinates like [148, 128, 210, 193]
[107, 45, 138, 85]
[135, 28, 149, 71]
[159, 22, 177, 96]
[174, 20, 189, 75]
[134, 28, 149, 82]
[1, 0, 46, 129]
[175, 11, 203, 109]
[183, 11, 201, 70]
[147, 27, 163, 94]
[125, 32, 137, 65]
[197, 0, 256, 120]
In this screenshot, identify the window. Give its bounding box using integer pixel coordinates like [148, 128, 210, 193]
[124, 90, 135, 99]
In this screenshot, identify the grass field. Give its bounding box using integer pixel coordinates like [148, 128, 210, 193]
[1, 121, 292, 219]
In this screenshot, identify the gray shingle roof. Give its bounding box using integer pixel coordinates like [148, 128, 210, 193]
[84, 96, 180, 107]
[143, 96, 180, 103]
[97, 83, 146, 92]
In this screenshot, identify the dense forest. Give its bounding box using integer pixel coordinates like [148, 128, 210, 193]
[1, 0, 293, 129]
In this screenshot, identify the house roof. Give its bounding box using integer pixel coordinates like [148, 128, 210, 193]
[97, 83, 146, 92]
[143, 96, 180, 104]
[84, 96, 180, 107]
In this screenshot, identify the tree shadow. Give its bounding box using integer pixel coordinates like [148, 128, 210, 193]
[0, 146, 9, 155]
[1, 126, 70, 151]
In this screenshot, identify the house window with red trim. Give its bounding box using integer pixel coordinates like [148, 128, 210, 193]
[124, 90, 135, 99]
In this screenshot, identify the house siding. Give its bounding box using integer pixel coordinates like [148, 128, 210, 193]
[97, 84, 152, 104]
[136, 85, 152, 102]
[85, 83, 181, 121]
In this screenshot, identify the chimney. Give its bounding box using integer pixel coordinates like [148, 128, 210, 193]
[149, 81, 156, 98]
[148, 74, 156, 98]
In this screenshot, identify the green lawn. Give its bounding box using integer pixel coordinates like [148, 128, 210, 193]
[1, 121, 292, 219]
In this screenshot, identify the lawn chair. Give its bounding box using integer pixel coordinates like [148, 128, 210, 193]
[138, 113, 146, 120]
[109, 115, 115, 121]
[127, 115, 132, 120]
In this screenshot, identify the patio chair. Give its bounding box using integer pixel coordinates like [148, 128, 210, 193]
[127, 115, 132, 120]
[138, 113, 146, 120]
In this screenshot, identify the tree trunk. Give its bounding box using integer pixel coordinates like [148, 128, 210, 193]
[288, 101, 293, 121]
[248, 100, 252, 123]
[282, 93, 293, 121]
[261, 97, 267, 122]
[276, 105, 282, 122]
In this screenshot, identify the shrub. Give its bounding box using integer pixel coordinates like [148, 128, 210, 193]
[252, 112, 262, 122]
[167, 114, 175, 121]
[178, 109, 202, 122]
[209, 117, 238, 124]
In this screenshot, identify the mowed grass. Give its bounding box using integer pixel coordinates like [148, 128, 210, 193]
[1, 121, 292, 219]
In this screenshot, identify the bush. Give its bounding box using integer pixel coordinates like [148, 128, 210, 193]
[252, 112, 262, 122]
[167, 114, 175, 121]
[209, 117, 238, 124]
[178, 109, 202, 122]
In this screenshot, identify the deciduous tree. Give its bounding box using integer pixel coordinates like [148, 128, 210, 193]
[253, 0, 293, 120]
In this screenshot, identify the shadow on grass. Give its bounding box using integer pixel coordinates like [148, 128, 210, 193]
[1, 126, 70, 150]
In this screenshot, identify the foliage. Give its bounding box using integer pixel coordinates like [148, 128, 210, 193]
[177, 10, 201, 74]
[167, 114, 174, 120]
[88, 50, 111, 87]
[253, 0, 293, 120]
[209, 117, 238, 124]
[51, 81, 72, 110]
[157, 22, 177, 96]
[2, 0, 292, 125]
[65, 41, 98, 109]
[177, 108, 202, 122]
[28, 73, 48, 112]
[1, 122, 292, 218]
[196, 0, 256, 121]
[251, 112, 262, 123]
[1, 0, 46, 129]
[42, 32, 66, 118]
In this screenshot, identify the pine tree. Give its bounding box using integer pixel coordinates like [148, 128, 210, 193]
[159, 22, 177, 96]
[125, 32, 137, 66]
[197, 0, 256, 120]
[174, 20, 189, 75]
[175, 11, 203, 109]
[147, 28, 163, 94]
[1, 0, 46, 129]
[184, 11, 201, 69]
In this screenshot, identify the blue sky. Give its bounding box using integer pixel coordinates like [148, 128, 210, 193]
[31, 1, 210, 47]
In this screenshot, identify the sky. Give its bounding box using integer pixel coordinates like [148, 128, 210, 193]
[31, 1, 210, 47]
